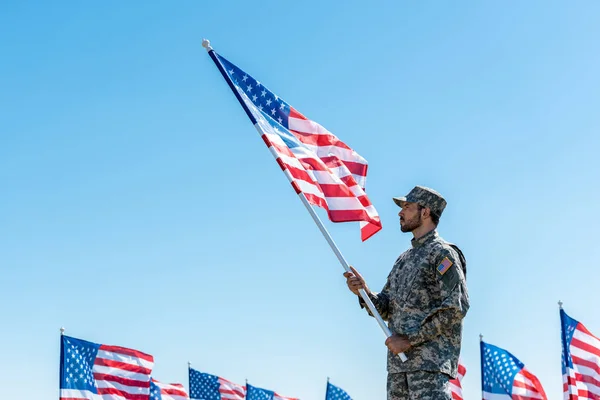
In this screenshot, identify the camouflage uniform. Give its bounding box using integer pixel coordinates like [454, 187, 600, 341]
[360, 186, 469, 400]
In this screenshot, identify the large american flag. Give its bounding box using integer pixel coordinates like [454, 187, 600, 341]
[246, 384, 298, 400]
[449, 359, 466, 400]
[325, 381, 352, 400]
[151, 379, 189, 400]
[59, 334, 154, 400]
[189, 368, 246, 400]
[209, 51, 382, 241]
[481, 341, 547, 400]
[561, 308, 600, 399]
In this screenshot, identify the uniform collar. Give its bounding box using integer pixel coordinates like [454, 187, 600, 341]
[411, 229, 438, 248]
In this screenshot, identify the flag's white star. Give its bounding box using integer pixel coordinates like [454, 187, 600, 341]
[266, 99, 272, 106]
[280, 103, 285, 110]
[271, 108, 276, 115]
[278, 117, 283, 124]
[229, 69, 234, 75]
[261, 89, 267, 97]
[247, 85, 253, 92]
[252, 94, 258, 102]
[242, 75, 248, 82]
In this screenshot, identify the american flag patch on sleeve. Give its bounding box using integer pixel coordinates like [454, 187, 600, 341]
[437, 257, 453, 275]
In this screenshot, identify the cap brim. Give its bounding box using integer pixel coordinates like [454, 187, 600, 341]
[393, 197, 407, 207]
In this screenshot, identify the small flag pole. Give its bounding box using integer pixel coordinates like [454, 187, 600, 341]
[201, 38, 406, 362]
[479, 334, 484, 400]
[59, 327, 65, 400]
[187, 362, 191, 396]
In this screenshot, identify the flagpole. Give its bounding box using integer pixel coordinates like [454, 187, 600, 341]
[479, 334, 484, 400]
[59, 327, 65, 400]
[325, 377, 330, 400]
[201, 38, 406, 362]
[187, 361, 191, 396]
[297, 192, 407, 362]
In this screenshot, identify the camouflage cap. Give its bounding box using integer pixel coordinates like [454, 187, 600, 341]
[393, 185, 447, 217]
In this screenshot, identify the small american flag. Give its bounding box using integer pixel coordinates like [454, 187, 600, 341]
[210, 51, 382, 241]
[246, 383, 298, 400]
[481, 341, 547, 399]
[325, 381, 352, 400]
[449, 359, 466, 400]
[189, 368, 245, 400]
[561, 308, 600, 399]
[59, 334, 154, 400]
[151, 379, 189, 400]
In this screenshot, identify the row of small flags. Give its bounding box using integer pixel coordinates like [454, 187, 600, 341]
[59, 306, 599, 399]
[478, 306, 600, 399]
[58, 333, 350, 400]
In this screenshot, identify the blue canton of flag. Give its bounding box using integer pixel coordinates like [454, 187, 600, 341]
[247, 384, 275, 400]
[59, 334, 154, 400]
[60, 336, 99, 393]
[481, 341, 547, 399]
[326, 381, 352, 400]
[189, 369, 221, 400]
[189, 368, 245, 400]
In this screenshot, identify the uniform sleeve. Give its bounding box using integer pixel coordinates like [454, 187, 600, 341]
[406, 248, 469, 347]
[358, 279, 392, 321]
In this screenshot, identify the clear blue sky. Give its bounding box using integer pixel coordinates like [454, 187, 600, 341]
[1, 1, 599, 399]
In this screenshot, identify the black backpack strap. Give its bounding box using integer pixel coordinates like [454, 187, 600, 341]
[448, 243, 467, 279]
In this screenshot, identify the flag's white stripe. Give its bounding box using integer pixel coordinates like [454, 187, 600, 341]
[60, 388, 130, 400]
[288, 116, 328, 135]
[221, 394, 245, 400]
[570, 362, 600, 385]
[293, 179, 325, 198]
[574, 326, 600, 351]
[96, 350, 154, 370]
[563, 370, 580, 398]
[160, 395, 188, 400]
[60, 389, 102, 399]
[290, 176, 380, 214]
[96, 379, 150, 394]
[513, 373, 544, 398]
[482, 392, 511, 399]
[569, 343, 600, 382]
[512, 387, 544, 398]
[152, 381, 184, 390]
[449, 382, 463, 399]
[565, 365, 600, 397]
[288, 118, 369, 168]
[93, 365, 150, 382]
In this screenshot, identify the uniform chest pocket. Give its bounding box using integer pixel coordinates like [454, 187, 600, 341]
[398, 262, 430, 303]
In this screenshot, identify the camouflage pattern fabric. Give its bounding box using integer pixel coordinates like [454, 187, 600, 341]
[393, 186, 447, 218]
[359, 229, 469, 377]
[387, 371, 452, 400]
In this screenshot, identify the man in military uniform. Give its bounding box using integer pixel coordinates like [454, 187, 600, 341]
[344, 186, 469, 400]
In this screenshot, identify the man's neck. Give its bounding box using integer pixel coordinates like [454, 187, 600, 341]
[412, 223, 436, 240]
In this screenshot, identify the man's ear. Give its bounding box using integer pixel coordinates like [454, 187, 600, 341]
[422, 207, 431, 219]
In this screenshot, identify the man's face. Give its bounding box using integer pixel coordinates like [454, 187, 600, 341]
[398, 202, 423, 232]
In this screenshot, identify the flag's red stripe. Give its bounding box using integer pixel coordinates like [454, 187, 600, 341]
[94, 357, 152, 375]
[573, 371, 600, 392]
[361, 222, 382, 241]
[97, 387, 149, 400]
[94, 373, 149, 388]
[99, 345, 154, 363]
[321, 156, 368, 178]
[578, 323, 600, 340]
[289, 128, 351, 150]
[161, 387, 188, 396]
[572, 354, 600, 376]
[572, 336, 600, 358]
